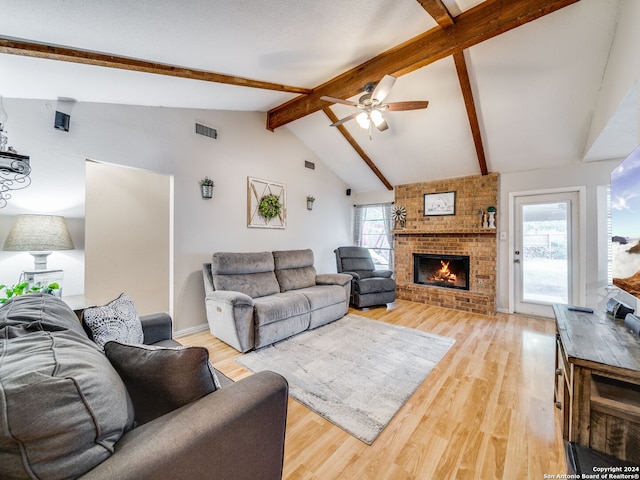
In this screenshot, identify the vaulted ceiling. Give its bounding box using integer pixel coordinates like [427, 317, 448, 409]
[0, 0, 628, 192]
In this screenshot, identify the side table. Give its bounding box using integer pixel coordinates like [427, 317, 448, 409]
[62, 294, 96, 320]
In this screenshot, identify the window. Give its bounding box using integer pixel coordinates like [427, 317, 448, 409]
[353, 203, 394, 270]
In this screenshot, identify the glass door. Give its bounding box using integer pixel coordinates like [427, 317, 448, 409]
[514, 192, 579, 317]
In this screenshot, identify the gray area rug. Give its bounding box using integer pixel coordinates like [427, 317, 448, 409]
[236, 314, 455, 444]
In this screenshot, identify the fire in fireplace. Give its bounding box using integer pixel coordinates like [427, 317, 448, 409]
[413, 254, 470, 290]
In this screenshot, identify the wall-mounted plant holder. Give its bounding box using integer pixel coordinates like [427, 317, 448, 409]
[306, 196, 315, 210]
[200, 177, 214, 199]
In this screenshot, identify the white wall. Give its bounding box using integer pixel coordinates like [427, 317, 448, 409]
[0, 99, 352, 331]
[585, 0, 640, 154]
[85, 161, 172, 316]
[353, 189, 395, 206]
[497, 160, 622, 313]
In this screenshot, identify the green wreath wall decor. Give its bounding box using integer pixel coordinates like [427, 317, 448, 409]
[258, 194, 282, 220]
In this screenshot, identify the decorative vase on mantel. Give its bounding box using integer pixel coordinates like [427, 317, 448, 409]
[487, 206, 496, 229]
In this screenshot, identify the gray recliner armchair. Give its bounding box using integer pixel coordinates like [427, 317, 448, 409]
[334, 246, 396, 308]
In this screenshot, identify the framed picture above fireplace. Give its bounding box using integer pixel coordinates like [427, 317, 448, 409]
[423, 191, 456, 216]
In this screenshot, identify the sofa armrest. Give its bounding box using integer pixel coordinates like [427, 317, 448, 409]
[206, 290, 254, 307]
[139, 313, 173, 345]
[205, 291, 255, 352]
[315, 273, 353, 287]
[341, 271, 361, 281]
[202, 263, 215, 296]
[80, 371, 288, 480]
[372, 270, 393, 278]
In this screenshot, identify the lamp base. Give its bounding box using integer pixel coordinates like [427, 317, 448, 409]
[29, 251, 52, 270]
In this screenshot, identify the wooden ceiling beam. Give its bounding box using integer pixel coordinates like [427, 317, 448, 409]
[0, 38, 312, 95]
[453, 51, 488, 176]
[322, 108, 393, 190]
[416, 0, 454, 27]
[267, 0, 580, 130]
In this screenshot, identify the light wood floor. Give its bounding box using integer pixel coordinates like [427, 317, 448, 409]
[180, 300, 566, 479]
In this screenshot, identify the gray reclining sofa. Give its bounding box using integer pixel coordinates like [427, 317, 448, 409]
[203, 249, 352, 352]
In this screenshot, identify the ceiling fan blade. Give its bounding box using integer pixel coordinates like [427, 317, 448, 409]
[376, 119, 389, 132]
[321, 95, 358, 107]
[371, 75, 396, 103]
[330, 112, 359, 127]
[386, 100, 429, 111]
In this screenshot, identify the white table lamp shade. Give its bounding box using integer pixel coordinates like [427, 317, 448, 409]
[3, 215, 74, 269]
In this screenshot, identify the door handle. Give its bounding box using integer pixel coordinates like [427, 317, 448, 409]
[514, 259, 520, 263]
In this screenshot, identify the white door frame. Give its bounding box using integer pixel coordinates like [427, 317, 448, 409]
[508, 186, 586, 315]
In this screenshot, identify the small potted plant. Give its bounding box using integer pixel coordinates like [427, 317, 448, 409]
[306, 195, 315, 210]
[199, 177, 214, 199]
[0, 282, 61, 304]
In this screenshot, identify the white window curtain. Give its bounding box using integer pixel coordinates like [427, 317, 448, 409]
[353, 204, 367, 246]
[381, 203, 394, 271]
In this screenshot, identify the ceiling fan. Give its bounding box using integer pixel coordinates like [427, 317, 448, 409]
[321, 75, 429, 136]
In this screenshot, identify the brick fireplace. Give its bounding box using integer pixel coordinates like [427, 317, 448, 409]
[394, 173, 498, 315]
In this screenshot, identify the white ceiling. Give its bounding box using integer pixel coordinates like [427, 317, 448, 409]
[0, 0, 629, 192]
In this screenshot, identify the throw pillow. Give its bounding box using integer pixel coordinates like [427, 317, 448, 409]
[83, 293, 144, 350]
[0, 295, 134, 479]
[104, 341, 221, 425]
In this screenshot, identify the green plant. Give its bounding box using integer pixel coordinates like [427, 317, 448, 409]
[0, 282, 61, 304]
[199, 176, 214, 187]
[259, 194, 282, 219]
[306, 196, 315, 202]
[487, 206, 497, 213]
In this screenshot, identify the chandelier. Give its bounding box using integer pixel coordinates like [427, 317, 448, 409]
[0, 95, 31, 209]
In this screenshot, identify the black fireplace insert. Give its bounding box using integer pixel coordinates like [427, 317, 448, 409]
[413, 253, 470, 290]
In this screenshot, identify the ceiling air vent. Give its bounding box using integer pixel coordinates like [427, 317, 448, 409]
[195, 123, 217, 140]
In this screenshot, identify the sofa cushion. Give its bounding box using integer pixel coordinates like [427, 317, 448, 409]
[0, 295, 134, 479]
[296, 285, 346, 310]
[82, 293, 144, 350]
[355, 277, 397, 294]
[273, 249, 317, 292]
[104, 341, 220, 425]
[253, 292, 310, 327]
[211, 251, 280, 298]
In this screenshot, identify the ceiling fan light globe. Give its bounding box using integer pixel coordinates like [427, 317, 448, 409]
[356, 112, 370, 129]
[370, 109, 384, 127]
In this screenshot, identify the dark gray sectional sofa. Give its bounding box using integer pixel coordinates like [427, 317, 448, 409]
[203, 249, 352, 352]
[0, 294, 288, 480]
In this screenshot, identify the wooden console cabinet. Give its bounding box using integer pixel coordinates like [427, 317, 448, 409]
[553, 304, 640, 463]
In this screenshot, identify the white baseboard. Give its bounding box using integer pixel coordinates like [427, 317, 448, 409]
[496, 307, 511, 314]
[174, 323, 209, 338]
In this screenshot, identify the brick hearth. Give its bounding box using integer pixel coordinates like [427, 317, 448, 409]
[394, 174, 498, 315]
